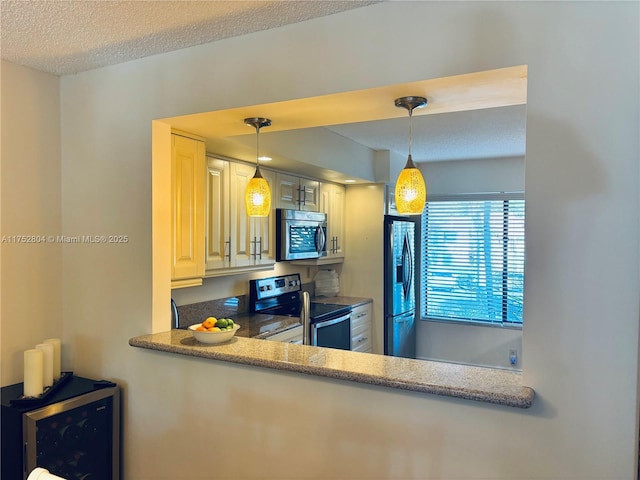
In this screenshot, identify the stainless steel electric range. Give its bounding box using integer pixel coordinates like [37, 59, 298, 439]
[249, 274, 352, 350]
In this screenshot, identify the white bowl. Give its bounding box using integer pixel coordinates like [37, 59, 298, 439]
[188, 323, 240, 344]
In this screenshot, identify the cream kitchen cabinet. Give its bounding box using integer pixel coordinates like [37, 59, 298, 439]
[351, 302, 373, 353]
[275, 173, 320, 212]
[205, 156, 276, 276]
[171, 132, 206, 288]
[229, 162, 276, 268]
[204, 157, 229, 271]
[320, 182, 346, 259]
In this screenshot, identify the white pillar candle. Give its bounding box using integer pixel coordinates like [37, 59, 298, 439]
[27, 467, 66, 480]
[43, 338, 61, 380]
[24, 349, 44, 397]
[35, 343, 54, 387]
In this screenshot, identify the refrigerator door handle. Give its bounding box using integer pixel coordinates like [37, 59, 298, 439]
[401, 232, 413, 298]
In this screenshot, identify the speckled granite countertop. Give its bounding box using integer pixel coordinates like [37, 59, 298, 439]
[129, 329, 534, 409]
[179, 296, 371, 339]
[232, 313, 302, 339]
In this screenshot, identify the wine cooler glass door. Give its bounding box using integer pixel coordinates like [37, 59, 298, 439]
[23, 387, 119, 480]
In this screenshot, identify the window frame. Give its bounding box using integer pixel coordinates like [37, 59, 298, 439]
[418, 192, 525, 329]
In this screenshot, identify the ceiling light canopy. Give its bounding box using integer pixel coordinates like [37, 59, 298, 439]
[244, 117, 272, 217]
[394, 96, 427, 215]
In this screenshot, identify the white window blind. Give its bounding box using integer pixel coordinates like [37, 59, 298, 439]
[421, 193, 525, 325]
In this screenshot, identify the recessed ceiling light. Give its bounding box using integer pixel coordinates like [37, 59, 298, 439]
[258, 156, 272, 162]
[344, 179, 356, 183]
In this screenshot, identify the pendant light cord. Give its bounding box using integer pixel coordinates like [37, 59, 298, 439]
[408, 108, 413, 158]
[255, 125, 261, 170]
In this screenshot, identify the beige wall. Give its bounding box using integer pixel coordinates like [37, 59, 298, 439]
[1, 61, 62, 384]
[2, 2, 639, 479]
[341, 184, 386, 353]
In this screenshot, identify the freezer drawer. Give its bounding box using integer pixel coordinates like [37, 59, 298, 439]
[385, 312, 416, 359]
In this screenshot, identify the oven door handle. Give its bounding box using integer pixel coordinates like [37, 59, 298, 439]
[301, 291, 310, 345]
[313, 312, 350, 329]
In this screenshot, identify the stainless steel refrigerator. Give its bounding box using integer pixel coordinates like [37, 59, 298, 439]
[384, 215, 417, 358]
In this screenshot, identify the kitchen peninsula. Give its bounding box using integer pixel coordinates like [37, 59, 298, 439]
[129, 331, 534, 409]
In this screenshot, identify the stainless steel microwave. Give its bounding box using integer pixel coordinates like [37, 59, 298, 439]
[276, 209, 327, 261]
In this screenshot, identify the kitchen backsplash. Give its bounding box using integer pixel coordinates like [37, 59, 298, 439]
[175, 283, 314, 328]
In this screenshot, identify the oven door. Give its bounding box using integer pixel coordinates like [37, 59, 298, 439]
[311, 312, 351, 350]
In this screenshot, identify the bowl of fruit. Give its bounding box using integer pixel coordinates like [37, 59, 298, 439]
[188, 317, 240, 344]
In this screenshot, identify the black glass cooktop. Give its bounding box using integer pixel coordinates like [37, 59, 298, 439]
[310, 303, 351, 321]
[261, 302, 351, 323]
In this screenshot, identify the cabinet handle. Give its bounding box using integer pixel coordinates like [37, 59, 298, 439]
[250, 237, 257, 260]
[258, 237, 263, 260]
[225, 238, 231, 263]
[300, 186, 307, 207]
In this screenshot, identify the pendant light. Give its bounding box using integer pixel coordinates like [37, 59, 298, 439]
[244, 117, 272, 217]
[394, 96, 427, 215]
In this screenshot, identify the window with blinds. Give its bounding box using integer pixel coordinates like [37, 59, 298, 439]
[421, 193, 525, 326]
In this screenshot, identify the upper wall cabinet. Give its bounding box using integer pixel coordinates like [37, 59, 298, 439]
[320, 182, 346, 259]
[275, 173, 320, 212]
[171, 132, 206, 288]
[205, 156, 276, 277]
[204, 157, 229, 271]
[228, 162, 276, 269]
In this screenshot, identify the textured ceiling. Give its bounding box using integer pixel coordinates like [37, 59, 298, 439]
[0, 0, 377, 76]
[0, 0, 526, 166]
[327, 105, 527, 163]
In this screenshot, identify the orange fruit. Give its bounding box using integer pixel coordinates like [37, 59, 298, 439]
[202, 317, 216, 329]
[195, 326, 206, 332]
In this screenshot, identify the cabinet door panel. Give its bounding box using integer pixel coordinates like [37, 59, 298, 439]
[332, 185, 345, 256]
[299, 178, 320, 211]
[205, 158, 229, 270]
[275, 174, 319, 212]
[254, 169, 276, 265]
[350, 303, 372, 353]
[229, 162, 255, 267]
[172, 134, 205, 280]
[275, 173, 299, 210]
[320, 182, 345, 258]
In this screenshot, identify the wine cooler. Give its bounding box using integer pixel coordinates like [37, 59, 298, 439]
[1, 375, 120, 480]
